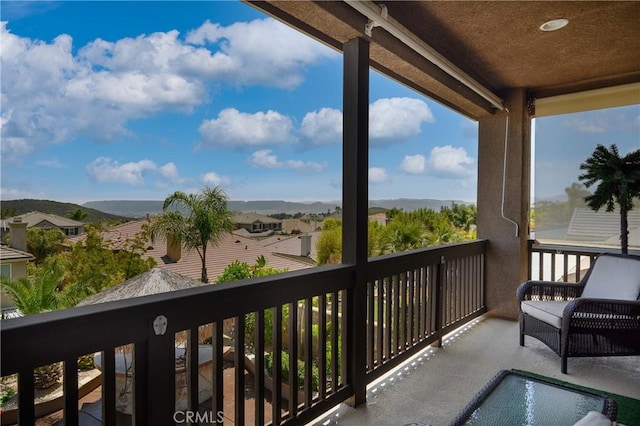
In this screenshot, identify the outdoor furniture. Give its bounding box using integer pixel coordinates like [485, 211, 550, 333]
[450, 370, 617, 426]
[517, 253, 640, 373]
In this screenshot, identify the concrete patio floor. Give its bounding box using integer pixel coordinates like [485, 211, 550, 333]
[308, 316, 640, 426]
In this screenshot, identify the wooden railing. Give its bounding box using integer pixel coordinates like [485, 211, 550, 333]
[365, 240, 487, 382]
[0, 240, 487, 425]
[527, 241, 639, 282]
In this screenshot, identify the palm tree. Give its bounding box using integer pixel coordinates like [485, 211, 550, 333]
[0, 259, 66, 315]
[150, 186, 233, 283]
[578, 144, 640, 254]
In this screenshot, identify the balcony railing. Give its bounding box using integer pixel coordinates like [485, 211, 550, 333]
[1, 240, 486, 425]
[528, 241, 640, 282]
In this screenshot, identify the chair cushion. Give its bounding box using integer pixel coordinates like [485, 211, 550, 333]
[521, 300, 570, 328]
[572, 411, 615, 426]
[581, 255, 640, 300]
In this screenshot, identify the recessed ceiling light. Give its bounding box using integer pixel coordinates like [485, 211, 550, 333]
[540, 18, 569, 32]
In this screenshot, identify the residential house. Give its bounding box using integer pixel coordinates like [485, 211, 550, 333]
[234, 213, 283, 235]
[282, 216, 322, 234]
[3, 211, 84, 237]
[0, 218, 35, 309]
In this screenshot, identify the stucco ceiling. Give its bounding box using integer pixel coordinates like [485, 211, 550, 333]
[247, 1, 640, 119]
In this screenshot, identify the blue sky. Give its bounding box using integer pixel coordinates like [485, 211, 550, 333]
[534, 105, 640, 200]
[0, 0, 480, 204]
[1, 2, 637, 206]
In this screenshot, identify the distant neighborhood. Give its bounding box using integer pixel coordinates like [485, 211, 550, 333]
[2, 194, 636, 319]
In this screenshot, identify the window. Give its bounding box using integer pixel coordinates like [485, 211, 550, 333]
[532, 103, 640, 249]
[0, 264, 11, 280]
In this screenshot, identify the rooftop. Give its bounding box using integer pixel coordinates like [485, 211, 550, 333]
[67, 219, 314, 281]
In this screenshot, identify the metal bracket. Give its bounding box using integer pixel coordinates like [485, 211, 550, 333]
[153, 315, 168, 336]
[364, 4, 388, 37]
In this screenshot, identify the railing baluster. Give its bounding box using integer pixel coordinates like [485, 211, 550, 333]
[255, 310, 265, 426]
[393, 274, 400, 355]
[288, 301, 298, 417]
[318, 295, 327, 399]
[366, 281, 374, 369]
[408, 269, 415, 345]
[213, 322, 224, 424]
[63, 357, 79, 426]
[102, 347, 116, 426]
[188, 326, 199, 416]
[376, 278, 384, 366]
[330, 292, 339, 393]
[273, 305, 283, 424]
[400, 272, 407, 351]
[235, 315, 245, 425]
[133, 340, 148, 425]
[304, 298, 313, 408]
[384, 276, 392, 362]
[18, 368, 35, 424]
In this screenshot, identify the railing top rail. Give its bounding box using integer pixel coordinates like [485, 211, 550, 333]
[1, 264, 354, 374]
[367, 239, 487, 279]
[529, 241, 640, 256]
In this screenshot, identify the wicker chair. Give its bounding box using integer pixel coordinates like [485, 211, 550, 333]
[517, 253, 640, 373]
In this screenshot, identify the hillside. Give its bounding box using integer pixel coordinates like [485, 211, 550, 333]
[84, 198, 472, 217]
[1, 199, 131, 223]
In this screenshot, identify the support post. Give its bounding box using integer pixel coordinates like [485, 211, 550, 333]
[342, 37, 369, 408]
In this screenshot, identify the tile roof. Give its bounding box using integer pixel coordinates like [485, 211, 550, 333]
[258, 232, 320, 261]
[0, 245, 35, 262]
[69, 219, 314, 282]
[234, 213, 282, 224]
[6, 212, 84, 228]
[567, 208, 640, 241]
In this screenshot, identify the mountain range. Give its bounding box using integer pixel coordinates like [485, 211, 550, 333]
[83, 198, 469, 218]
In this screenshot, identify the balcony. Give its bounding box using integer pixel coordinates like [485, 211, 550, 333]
[2, 1, 638, 424]
[2, 242, 639, 425]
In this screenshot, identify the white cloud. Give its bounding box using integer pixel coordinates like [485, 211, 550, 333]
[198, 109, 294, 148]
[36, 159, 67, 169]
[158, 162, 181, 181]
[369, 167, 390, 184]
[425, 145, 475, 178]
[86, 157, 157, 185]
[563, 117, 606, 134]
[401, 146, 475, 178]
[298, 98, 434, 146]
[0, 137, 33, 163]
[186, 19, 337, 89]
[370, 97, 434, 145]
[250, 149, 327, 172]
[0, 17, 336, 160]
[201, 171, 231, 187]
[300, 108, 342, 145]
[400, 154, 426, 174]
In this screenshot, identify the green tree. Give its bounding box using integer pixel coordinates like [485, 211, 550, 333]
[66, 209, 88, 221]
[151, 186, 233, 283]
[0, 258, 66, 315]
[579, 144, 640, 254]
[381, 218, 427, 253]
[316, 219, 342, 265]
[61, 224, 156, 304]
[26, 227, 65, 264]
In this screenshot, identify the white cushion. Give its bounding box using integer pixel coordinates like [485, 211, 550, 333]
[573, 411, 614, 426]
[581, 255, 640, 300]
[521, 300, 570, 328]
